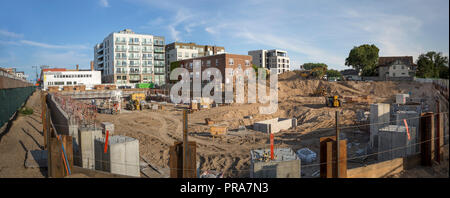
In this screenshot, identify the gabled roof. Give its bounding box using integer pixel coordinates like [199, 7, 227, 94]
[377, 56, 415, 68]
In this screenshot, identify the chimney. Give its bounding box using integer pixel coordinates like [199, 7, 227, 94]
[90, 61, 94, 71]
[76, 64, 79, 71]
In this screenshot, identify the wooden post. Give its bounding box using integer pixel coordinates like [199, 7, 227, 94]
[335, 111, 340, 178]
[320, 136, 347, 178]
[435, 102, 444, 163]
[49, 137, 64, 178]
[169, 141, 196, 178]
[420, 112, 434, 166]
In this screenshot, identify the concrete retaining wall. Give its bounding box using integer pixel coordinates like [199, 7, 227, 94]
[94, 135, 140, 177]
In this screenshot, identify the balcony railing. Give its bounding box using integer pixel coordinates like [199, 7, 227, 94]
[129, 71, 140, 74]
[115, 40, 126, 44]
[115, 47, 127, 52]
[142, 48, 153, 52]
[128, 56, 141, 60]
[129, 41, 140, 45]
[142, 41, 152, 45]
[116, 56, 127, 60]
[129, 47, 141, 52]
[116, 70, 128, 74]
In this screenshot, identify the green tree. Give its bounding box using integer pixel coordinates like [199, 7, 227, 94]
[326, 69, 342, 78]
[416, 51, 449, 79]
[345, 44, 379, 76]
[302, 63, 328, 70]
[170, 61, 181, 72]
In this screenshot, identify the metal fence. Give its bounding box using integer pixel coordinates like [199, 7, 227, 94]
[0, 86, 36, 128]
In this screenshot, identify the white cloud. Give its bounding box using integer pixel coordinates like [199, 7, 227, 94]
[32, 50, 91, 68]
[19, 40, 88, 50]
[99, 0, 110, 7]
[0, 29, 23, 38]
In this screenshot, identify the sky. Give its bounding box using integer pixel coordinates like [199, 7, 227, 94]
[0, 0, 448, 81]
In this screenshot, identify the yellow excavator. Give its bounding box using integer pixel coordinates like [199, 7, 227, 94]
[325, 95, 343, 107]
[127, 93, 146, 111]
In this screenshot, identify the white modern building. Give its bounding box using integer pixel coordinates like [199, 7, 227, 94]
[41, 68, 101, 90]
[248, 49, 290, 74]
[94, 29, 166, 86]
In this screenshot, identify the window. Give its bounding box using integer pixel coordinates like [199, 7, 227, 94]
[185, 52, 189, 58]
[245, 60, 250, 66]
[178, 52, 182, 57]
[393, 66, 396, 70]
[216, 59, 219, 66]
[189, 62, 193, 69]
[401, 66, 404, 69]
[229, 58, 234, 65]
[207, 60, 211, 67]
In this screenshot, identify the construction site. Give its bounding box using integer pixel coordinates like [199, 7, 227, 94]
[0, 70, 449, 178]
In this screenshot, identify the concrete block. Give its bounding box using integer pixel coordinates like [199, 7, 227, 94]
[395, 111, 420, 153]
[395, 94, 409, 104]
[250, 148, 301, 178]
[370, 103, 390, 149]
[95, 135, 140, 177]
[253, 118, 294, 134]
[78, 127, 102, 169]
[378, 125, 416, 161]
[101, 122, 114, 135]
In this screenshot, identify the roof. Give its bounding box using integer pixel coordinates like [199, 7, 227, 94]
[340, 69, 359, 76]
[42, 68, 67, 72]
[377, 56, 415, 68]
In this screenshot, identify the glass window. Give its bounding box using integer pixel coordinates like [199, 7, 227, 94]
[229, 58, 234, 65]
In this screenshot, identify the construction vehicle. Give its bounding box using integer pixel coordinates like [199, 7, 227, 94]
[127, 93, 146, 110]
[325, 95, 343, 107]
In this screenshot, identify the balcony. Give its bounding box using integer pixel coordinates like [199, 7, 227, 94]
[116, 70, 128, 74]
[115, 47, 127, 52]
[129, 40, 140, 45]
[128, 56, 141, 60]
[116, 56, 127, 60]
[129, 47, 141, 52]
[142, 41, 152, 45]
[129, 70, 140, 74]
[142, 48, 153, 53]
[154, 56, 164, 60]
[115, 40, 126, 44]
[142, 56, 153, 60]
[153, 40, 164, 46]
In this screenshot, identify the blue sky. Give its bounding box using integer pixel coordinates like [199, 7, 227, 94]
[0, 0, 448, 81]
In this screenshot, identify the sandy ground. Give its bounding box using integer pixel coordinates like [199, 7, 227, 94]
[0, 90, 46, 178]
[0, 72, 447, 178]
[95, 73, 449, 178]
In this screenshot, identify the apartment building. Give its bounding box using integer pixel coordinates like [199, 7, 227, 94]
[94, 29, 166, 86]
[165, 42, 225, 81]
[176, 53, 252, 84]
[248, 49, 290, 74]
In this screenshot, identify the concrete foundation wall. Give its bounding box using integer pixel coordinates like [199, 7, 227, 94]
[101, 122, 114, 135]
[78, 127, 102, 169]
[253, 118, 295, 133]
[370, 103, 390, 149]
[378, 125, 416, 161]
[347, 154, 420, 178]
[250, 148, 301, 178]
[47, 94, 73, 135]
[251, 160, 301, 178]
[395, 94, 409, 104]
[95, 135, 140, 177]
[395, 111, 420, 153]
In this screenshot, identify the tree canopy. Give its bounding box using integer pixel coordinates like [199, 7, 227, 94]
[326, 69, 342, 78]
[302, 63, 328, 70]
[416, 51, 449, 79]
[345, 44, 379, 76]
